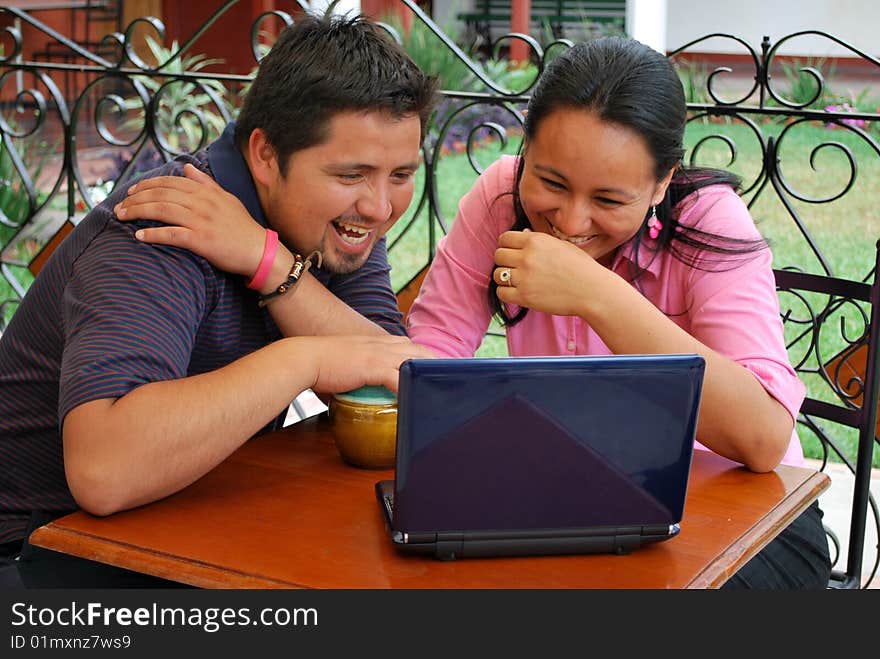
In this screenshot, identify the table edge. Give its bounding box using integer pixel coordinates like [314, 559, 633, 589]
[29, 525, 304, 589]
[685, 470, 831, 589]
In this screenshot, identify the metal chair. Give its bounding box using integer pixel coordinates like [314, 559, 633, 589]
[774, 240, 880, 588]
[395, 264, 430, 321]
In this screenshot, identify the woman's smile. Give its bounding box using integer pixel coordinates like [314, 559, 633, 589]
[547, 222, 596, 246]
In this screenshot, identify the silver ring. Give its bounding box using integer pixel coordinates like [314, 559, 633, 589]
[499, 267, 512, 286]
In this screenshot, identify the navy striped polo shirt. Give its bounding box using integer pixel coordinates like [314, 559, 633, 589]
[0, 123, 404, 543]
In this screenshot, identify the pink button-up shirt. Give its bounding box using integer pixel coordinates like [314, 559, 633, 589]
[407, 156, 806, 466]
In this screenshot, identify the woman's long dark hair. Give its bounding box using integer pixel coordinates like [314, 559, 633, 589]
[490, 37, 766, 326]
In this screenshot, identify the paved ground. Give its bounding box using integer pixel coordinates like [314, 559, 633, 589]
[804, 457, 880, 588]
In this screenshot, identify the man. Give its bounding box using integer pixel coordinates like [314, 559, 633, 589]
[0, 11, 437, 586]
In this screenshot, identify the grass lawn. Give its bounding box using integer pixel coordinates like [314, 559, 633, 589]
[387, 119, 880, 466]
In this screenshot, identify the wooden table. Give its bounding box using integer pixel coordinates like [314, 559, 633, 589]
[30, 416, 830, 589]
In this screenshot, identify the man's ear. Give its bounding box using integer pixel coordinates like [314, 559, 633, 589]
[247, 128, 279, 188]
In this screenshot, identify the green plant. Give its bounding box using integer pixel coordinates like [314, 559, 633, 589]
[533, 16, 558, 48]
[0, 134, 53, 257]
[675, 58, 709, 105]
[823, 86, 880, 137]
[0, 133, 52, 330]
[237, 32, 273, 103]
[479, 58, 539, 94]
[778, 56, 837, 108]
[0, 148, 32, 237]
[380, 13, 478, 91]
[848, 86, 880, 114]
[123, 36, 230, 153]
[579, 15, 626, 40]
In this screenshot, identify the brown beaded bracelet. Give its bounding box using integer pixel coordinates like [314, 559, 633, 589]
[257, 250, 323, 308]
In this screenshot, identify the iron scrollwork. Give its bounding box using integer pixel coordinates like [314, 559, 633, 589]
[0, 0, 879, 587]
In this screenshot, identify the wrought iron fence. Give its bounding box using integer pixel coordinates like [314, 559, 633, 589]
[1, 0, 878, 587]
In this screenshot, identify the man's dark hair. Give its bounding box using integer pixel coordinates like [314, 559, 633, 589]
[235, 11, 438, 174]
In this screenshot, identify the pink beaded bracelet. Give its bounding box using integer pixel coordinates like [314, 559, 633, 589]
[246, 229, 279, 290]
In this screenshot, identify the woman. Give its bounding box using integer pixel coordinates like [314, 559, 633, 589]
[405, 37, 830, 589]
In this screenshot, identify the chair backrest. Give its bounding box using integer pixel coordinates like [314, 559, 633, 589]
[28, 221, 75, 278]
[396, 265, 430, 320]
[774, 240, 880, 588]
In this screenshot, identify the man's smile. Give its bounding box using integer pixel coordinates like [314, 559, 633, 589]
[332, 219, 373, 246]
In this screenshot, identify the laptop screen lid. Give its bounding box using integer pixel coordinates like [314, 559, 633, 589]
[380, 354, 705, 556]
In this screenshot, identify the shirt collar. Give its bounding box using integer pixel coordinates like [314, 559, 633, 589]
[612, 236, 664, 280]
[206, 122, 331, 286]
[207, 121, 268, 229]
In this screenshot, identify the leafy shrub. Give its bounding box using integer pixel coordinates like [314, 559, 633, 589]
[824, 87, 880, 136]
[778, 56, 838, 108]
[380, 13, 477, 91]
[0, 134, 53, 254]
[478, 58, 539, 95]
[380, 15, 535, 155]
[111, 37, 233, 186]
[674, 59, 709, 105]
[122, 36, 230, 154]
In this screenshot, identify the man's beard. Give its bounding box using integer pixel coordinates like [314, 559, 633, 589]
[315, 229, 373, 275]
[279, 213, 377, 276]
[321, 246, 370, 274]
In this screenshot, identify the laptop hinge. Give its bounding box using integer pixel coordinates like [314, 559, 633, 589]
[613, 532, 642, 555]
[435, 533, 465, 561]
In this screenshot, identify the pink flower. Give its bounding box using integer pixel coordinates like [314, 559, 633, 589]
[824, 103, 866, 129]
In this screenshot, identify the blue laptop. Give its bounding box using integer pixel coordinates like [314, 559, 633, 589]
[376, 354, 706, 560]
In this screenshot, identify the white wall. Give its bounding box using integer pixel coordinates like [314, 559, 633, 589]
[435, 0, 879, 57]
[432, 0, 462, 29]
[626, 0, 665, 53]
[310, 0, 361, 15]
[665, 0, 879, 57]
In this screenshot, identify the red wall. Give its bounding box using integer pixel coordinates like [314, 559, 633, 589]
[159, 0, 306, 76]
[361, 0, 411, 22]
[2, 6, 96, 62]
[1, 6, 114, 104]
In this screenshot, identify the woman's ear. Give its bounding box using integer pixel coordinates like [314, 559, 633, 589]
[652, 166, 677, 206]
[247, 128, 279, 188]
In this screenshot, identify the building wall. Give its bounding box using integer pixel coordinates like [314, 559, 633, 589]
[665, 0, 879, 57]
[431, 0, 459, 28]
[435, 0, 878, 57]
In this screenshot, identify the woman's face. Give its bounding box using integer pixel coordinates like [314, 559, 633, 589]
[518, 108, 673, 267]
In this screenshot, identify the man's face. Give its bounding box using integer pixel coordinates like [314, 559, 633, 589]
[262, 110, 422, 274]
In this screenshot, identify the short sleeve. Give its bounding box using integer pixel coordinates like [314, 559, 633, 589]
[59, 221, 211, 422]
[681, 188, 806, 426]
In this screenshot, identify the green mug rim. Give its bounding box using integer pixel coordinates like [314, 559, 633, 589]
[333, 385, 397, 406]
